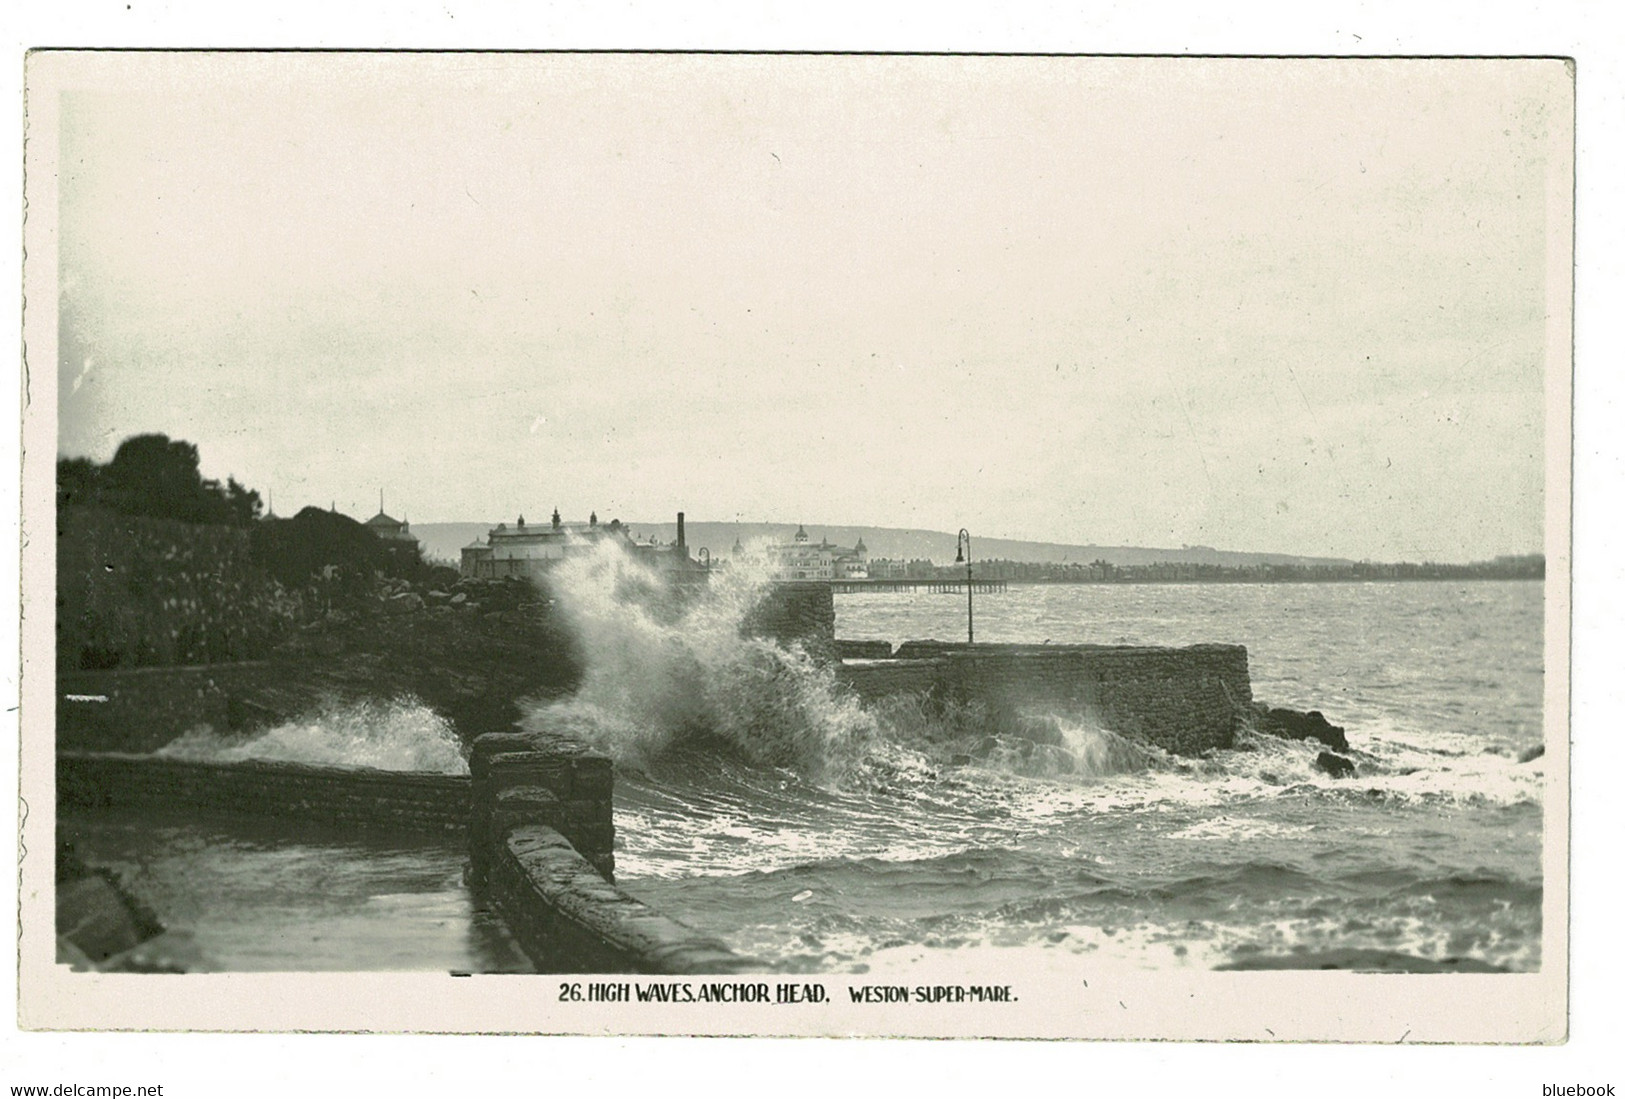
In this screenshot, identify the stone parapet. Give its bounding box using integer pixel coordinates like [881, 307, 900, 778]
[468, 731, 615, 884]
[834, 639, 893, 660]
[487, 825, 753, 974]
[467, 731, 757, 973]
[57, 751, 471, 833]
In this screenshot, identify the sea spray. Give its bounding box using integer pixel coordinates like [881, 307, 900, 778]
[526, 538, 1186, 787]
[526, 540, 1501, 801]
[523, 539, 881, 783]
[948, 718, 1161, 780]
[1046, 717, 1159, 777]
[156, 696, 469, 774]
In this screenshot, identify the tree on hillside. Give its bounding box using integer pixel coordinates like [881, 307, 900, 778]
[206, 475, 263, 526]
[103, 434, 209, 522]
[57, 433, 262, 526]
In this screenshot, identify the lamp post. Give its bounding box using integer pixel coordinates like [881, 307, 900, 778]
[954, 528, 974, 644]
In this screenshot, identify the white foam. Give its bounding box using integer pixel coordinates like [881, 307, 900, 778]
[974, 718, 1547, 814]
[156, 697, 469, 775]
[523, 539, 881, 784]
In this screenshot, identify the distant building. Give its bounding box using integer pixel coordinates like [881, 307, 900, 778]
[364, 510, 417, 545]
[363, 498, 421, 564]
[866, 557, 907, 579]
[773, 525, 867, 580]
[867, 556, 934, 579]
[460, 509, 705, 581]
[362, 497, 422, 565]
[838, 537, 869, 578]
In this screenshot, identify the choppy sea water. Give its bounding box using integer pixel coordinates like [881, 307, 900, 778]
[614, 580, 1546, 973]
[58, 546, 1545, 975]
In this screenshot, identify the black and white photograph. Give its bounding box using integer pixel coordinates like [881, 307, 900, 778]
[19, 48, 1572, 1042]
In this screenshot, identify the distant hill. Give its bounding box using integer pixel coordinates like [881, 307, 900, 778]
[412, 520, 1353, 571]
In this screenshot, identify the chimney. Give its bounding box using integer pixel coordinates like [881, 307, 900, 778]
[676, 511, 687, 554]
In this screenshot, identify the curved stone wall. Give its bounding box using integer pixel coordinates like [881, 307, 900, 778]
[488, 825, 753, 974]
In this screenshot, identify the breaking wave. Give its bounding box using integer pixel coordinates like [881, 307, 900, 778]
[520, 540, 880, 784]
[520, 538, 1544, 812]
[156, 697, 469, 775]
[522, 540, 1186, 789]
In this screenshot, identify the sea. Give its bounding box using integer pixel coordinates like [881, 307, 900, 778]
[60, 548, 1547, 975]
[606, 576, 1547, 975]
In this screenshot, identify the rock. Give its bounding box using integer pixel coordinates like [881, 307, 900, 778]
[1259, 707, 1349, 753]
[1518, 744, 1545, 764]
[948, 753, 973, 767]
[449, 592, 468, 606]
[1315, 750, 1356, 778]
[425, 590, 451, 603]
[56, 835, 167, 967]
[385, 592, 424, 615]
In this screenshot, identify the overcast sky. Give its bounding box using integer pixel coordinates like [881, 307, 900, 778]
[49, 54, 1566, 561]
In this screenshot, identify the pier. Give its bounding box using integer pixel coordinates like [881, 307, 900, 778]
[823, 578, 1008, 595]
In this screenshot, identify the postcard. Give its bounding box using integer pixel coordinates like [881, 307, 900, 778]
[19, 51, 1572, 1040]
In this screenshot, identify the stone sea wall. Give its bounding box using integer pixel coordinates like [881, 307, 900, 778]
[486, 825, 752, 974]
[57, 664, 284, 754]
[56, 576, 580, 755]
[57, 751, 471, 833]
[468, 731, 616, 883]
[58, 735, 755, 973]
[467, 732, 754, 973]
[838, 642, 1254, 755]
[742, 582, 836, 657]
